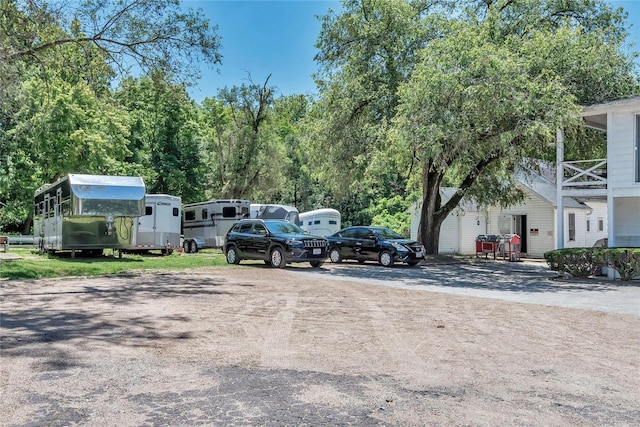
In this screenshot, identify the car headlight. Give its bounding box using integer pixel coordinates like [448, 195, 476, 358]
[392, 242, 409, 252]
[286, 239, 305, 248]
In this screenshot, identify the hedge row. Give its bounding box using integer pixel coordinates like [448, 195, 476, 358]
[543, 248, 640, 281]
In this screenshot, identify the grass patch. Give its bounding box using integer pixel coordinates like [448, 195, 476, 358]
[0, 248, 227, 279]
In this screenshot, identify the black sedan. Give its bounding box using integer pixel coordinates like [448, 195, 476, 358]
[224, 219, 328, 268]
[326, 226, 425, 267]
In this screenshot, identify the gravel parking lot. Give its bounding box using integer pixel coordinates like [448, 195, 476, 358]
[1, 261, 639, 426]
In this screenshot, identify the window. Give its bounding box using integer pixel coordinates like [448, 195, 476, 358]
[253, 223, 267, 234]
[329, 220, 337, 225]
[586, 218, 591, 232]
[172, 208, 179, 217]
[354, 228, 373, 239]
[341, 228, 357, 238]
[201, 209, 208, 220]
[222, 206, 236, 218]
[598, 217, 604, 232]
[236, 223, 252, 233]
[314, 220, 321, 225]
[145, 206, 153, 216]
[568, 213, 576, 241]
[185, 210, 195, 221]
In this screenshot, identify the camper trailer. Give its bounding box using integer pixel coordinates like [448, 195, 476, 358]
[33, 174, 145, 256]
[250, 204, 300, 224]
[298, 208, 341, 236]
[182, 199, 250, 252]
[127, 194, 182, 255]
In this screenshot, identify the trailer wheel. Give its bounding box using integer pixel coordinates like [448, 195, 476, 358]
[270, 247, 286, 268]
[310, 260, 324, 268]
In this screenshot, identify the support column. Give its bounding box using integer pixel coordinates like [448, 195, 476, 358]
[556, 127, 564, 250]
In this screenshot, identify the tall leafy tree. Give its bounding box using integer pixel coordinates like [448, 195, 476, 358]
[312, 0, 638, 253]
[200, 76, 282, 200]
[115, 73, 206, 203]
[0, 0, 222, 231]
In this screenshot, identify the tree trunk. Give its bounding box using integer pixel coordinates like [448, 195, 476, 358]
[417, 166, 446, 255]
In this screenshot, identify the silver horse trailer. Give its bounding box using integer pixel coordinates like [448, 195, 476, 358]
[127, 194, 182, 255]
[182, 199, 250, 252]
[33, 174, 145, 256]
[250, 204, 300, 224]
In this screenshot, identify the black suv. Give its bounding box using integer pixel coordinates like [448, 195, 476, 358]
[224, 219, 328, 268]
[326, 226, 425, 267]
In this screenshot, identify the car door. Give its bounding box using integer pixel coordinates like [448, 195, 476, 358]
[354, 227, 378, 261]
[233, 222, 254, 257]
[335, 228, 359, 260]
[250, 222, 270, 260]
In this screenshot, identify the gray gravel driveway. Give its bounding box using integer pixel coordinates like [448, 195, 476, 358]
[297, 259, 640, 316]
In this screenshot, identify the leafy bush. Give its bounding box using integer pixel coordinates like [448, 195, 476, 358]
[544, 248, 605, 278]
[604, 249, 640, 281]
[544, 247, 640, 281]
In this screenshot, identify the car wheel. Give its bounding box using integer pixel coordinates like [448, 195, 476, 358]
[226, 246, 240, 264]
[310, 260, 324, 268]
[329, 247, 342, 263]
[270, 247, 286, 268]
[379, 251, 394, 267]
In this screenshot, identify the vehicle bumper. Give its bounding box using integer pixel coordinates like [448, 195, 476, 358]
[394, 252, 425, 263]
[285, 248, 328, 263]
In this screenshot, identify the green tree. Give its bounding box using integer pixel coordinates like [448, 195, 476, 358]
[312, 0, 638, 253]
[115, 73, 206, 203]
[200, 76, 281, 200]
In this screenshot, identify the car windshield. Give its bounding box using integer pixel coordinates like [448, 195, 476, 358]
[265, 221, 306, 235]
[374, 228, 404, 239]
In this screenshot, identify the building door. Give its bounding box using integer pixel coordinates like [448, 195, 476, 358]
[513, 215, 528, 254]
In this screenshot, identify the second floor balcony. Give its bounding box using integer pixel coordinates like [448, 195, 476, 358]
[561, 158, 607, 196]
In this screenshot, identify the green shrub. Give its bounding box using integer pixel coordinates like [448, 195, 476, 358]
[604, 248, 640, 281]
[544, 247, 640, 281]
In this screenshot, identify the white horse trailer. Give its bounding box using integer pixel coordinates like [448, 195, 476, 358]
[298, 208, 341, 236]
[250, 204, 300, 224]
[127, 194, 181, 254]
[33, 174, 145, 256]
[182, 199, 250, 252]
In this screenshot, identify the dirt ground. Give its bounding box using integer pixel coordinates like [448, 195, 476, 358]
[1, 264, 639, 426]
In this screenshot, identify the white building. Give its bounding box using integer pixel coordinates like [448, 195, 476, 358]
[409, 175, 606, 257]
[557, 96, 640, 278]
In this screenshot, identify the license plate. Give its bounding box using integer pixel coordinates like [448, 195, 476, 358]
[313, 248, 321, 255]
[416, 251, 423, 258]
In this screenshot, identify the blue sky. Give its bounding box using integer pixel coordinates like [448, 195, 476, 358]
[185, 0, 640, 103]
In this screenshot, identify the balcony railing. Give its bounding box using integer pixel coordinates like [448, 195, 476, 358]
[562, 159, 607, 189]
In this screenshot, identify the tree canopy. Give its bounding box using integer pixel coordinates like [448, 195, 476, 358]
[311, 0, 639, 253]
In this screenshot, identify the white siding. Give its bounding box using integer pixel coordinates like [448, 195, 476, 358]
[609, 111, 640, 197]
[614, 197, 640, 247]
[487, 191, 556, 258]
[408, 201, 487, 254]
[459, 213, 487, 255]
[563, 208, 589, 249]
[583, 200, 608, 247]
[486, 188, 594, 257]
[438, 213, 458, 254]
